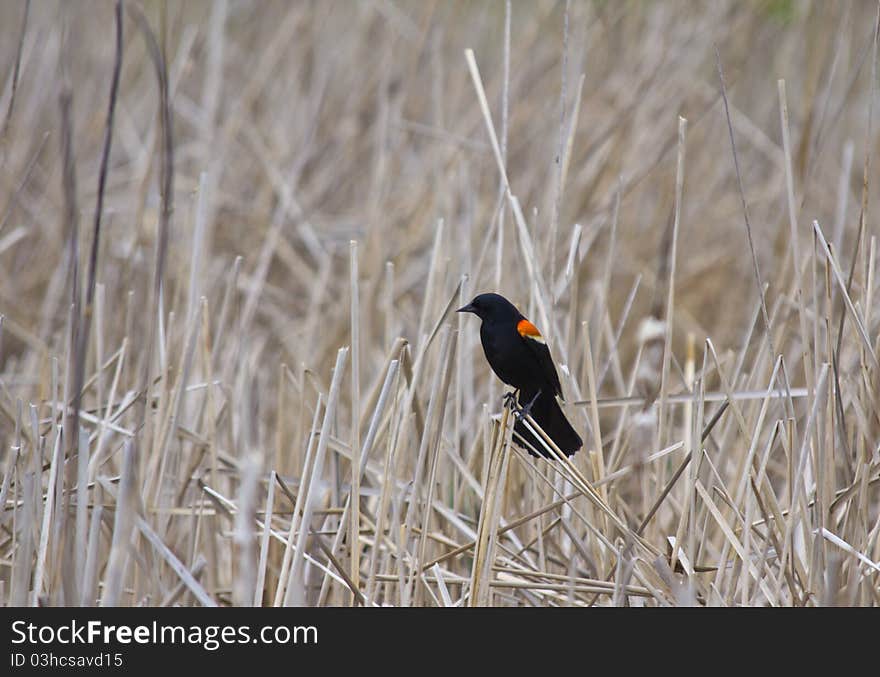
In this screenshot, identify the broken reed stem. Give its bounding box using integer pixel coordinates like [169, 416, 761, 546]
[285, 347, 349, 606]
[470, 405, 512, 606]
[349, 240, 361, 605]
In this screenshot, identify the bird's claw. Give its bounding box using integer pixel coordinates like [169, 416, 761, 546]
[503, 389, 541, 421]
[502, 390, 518, 411]
[517, 390, 541, 421]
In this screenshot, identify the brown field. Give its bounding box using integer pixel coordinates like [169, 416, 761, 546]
[1, 0, 879, 607]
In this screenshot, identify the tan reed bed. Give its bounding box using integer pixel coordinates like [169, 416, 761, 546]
[0, 1, 878, 607]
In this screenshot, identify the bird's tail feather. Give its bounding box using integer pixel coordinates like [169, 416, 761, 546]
[513, 389, 582, 458]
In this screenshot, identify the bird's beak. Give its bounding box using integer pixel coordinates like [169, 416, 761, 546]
[456, 303, 475, 314]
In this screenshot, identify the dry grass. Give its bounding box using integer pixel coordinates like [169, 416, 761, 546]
[1, 0, 879, 607]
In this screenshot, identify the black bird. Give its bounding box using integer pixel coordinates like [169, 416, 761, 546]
[457, 292, 582, 458]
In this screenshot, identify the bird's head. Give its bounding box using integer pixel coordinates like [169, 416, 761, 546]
[456, 293, 521, 325]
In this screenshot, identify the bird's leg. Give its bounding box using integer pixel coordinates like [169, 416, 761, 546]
[502, 389, 519, 411]
[516, 389, 542, 421]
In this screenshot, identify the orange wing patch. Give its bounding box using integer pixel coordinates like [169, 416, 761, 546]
[517, 319, 546, 344]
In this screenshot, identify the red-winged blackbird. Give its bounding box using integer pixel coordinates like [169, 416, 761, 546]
[457, 293, 582, 458]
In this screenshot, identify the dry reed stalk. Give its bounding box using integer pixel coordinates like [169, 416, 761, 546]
[285, 347, 349, 606]
[469, 405, 512, 606]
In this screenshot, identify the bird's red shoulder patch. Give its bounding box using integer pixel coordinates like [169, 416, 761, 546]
[517, 319, 545, 344]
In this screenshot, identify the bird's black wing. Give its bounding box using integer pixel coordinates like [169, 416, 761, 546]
[516, 318, 563, 398]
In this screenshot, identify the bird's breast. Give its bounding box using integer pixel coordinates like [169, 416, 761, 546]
[479, 321, 533, 389]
